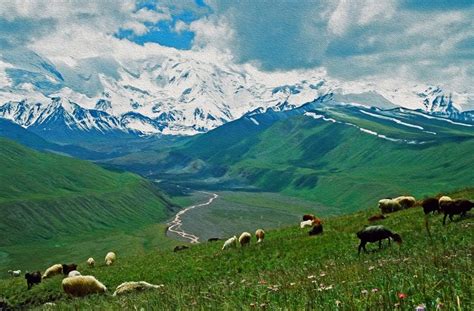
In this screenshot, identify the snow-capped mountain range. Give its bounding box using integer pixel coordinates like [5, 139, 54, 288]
[0, 46, 472, 139]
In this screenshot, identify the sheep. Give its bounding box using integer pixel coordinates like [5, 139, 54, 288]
[112, 281, 164, 296]
[174, 245, 189, 252]
[8, 269, 21, 277]
[87, 257, 95, 268]
[255, 229, 265, 243]
[62, 264, 78, 276]
[222, 236, 238, 250]
[62, 275, 107, 297]
[368, 214, 386, 222]
[239, 232, 252, 247]
[441, 199, 473, 225]
[356, 225, 402, 255]
[25, 271, 42, 289]
[309, 223, 323, 236]
[422, 197, 440, 215]
[105, 252, 116, 266]
[393, 196, 416, 209]
[378, 199, 402, 214]
[300, 220, 314, 228]
[68, 270, 81, 277]
[42, 264, 63, 279]
[438, 196, 453, 210]
[302, 214, 315, 221]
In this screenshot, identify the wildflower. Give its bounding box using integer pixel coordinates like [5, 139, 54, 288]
[335, 300, 342, 307]
[324, 285, 334, 291]
[320, 272, 326, 277]
[361, 289, 368, 295]
[398, 293, 407, 299]
[259, 280, 267, 285]
[289, 282, 296, 286]
[415, 304, 426, 311]
[249, 303, 256, 308]
[368, 266, 375, 271]
[307, 275, 316, 279]
[394, 303, 401, 308]
[241, 279, 246, 283]
[260, 303, 267, 309]
[371, 288, 379, 293]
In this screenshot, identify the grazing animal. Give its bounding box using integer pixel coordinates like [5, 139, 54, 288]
[393, 196, 416, 209]
[42, 264, 63, 279]
[302, 214, 315, 221]
[174, 245, 189, 252]
[68, 270, 81, 277]
[422, 198, 440, 215]
[300, 220, 314, 228]
[222, 236, 238, 250]
[208, 238, 221, 242]
[25, 271, 41, 289]
[368, 214, 386, 222]
[87, 257, 95, 268]
[239, 232, 252, 247]
[378, 199, 402, 214]
[62, 275, 107, 297]
[438, 196, 453, 210]
[113, 281, 164, 296]
[356, 225, 402, 255]
[309, 224, 323, 236]
[62, 264, 78, 276]
[8, 269, 21, 277]
[440, 199, 474, 225]
[255, 229, 265, 243]
[105, 252, 116, 266]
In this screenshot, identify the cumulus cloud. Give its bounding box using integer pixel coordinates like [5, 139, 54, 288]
[0, 0, 472, 96]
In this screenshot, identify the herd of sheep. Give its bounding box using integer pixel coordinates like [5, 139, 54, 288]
[17, 251, 165, 299]
[5, 193, 472, 304]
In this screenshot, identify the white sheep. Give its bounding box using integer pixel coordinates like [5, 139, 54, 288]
[222, 236, 238, 250]
[393, 196, 416, 209]
[300, 220, 313, 228]
[378, 199, 402, 214]
[112, 281, 164, 296]
[105, 252, 116, 266]
[255, 229, 265, 243]
[62, 275, 107, 297]
[439, 195, 453, 208]
[42, 264, 63, 279]
[7, 270, 21, 277]
[87, 257, 95, 268]
[239, 232, 252, 247]
[68, 270, 81, 277]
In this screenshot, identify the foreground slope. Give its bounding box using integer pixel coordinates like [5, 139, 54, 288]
[0, 138, 172, 269]
[0, 189, 472, 310]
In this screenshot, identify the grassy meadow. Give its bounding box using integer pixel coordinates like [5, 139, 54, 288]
[0, 189, 472, 310]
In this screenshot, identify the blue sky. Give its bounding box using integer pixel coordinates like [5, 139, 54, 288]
[0, 0, 472, 93]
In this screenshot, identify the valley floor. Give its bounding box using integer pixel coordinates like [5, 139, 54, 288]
[0, 189, 472, 310]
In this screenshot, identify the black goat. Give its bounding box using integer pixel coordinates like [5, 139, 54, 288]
[422, 197, 440, 215]
[441, 199, 473, 225]
[356, 225, 402, 255]
[25, 271, 41, 289]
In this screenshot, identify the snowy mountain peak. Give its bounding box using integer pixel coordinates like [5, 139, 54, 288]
[0, 47, 473, 139]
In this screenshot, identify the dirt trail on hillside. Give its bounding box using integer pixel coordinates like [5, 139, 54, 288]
[167, 191, 219, 243]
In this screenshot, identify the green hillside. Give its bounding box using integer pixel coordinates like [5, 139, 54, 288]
[0, 138, 172, 270]
[0, 188, 472, 310]
[106, 106, 474, 213]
